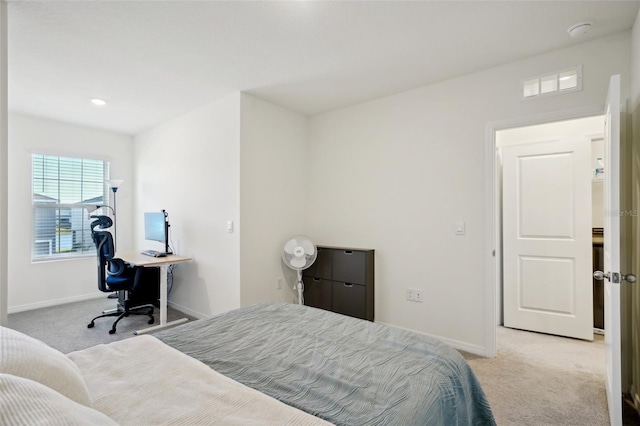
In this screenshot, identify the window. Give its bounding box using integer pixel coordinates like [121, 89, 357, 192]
[32, 154, 109, 261]
[522, 66, 582, 100]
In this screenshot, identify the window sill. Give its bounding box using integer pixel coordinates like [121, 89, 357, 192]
[31, 254, 95, 264]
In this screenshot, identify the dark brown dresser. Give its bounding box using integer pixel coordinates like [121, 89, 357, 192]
[302, 246, 374, 321]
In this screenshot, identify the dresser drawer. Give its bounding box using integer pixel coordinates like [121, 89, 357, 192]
[303, 277, 333, 311]
[332, 249, 366, 284]
[303, 247, 332, 279]
[332, 281, 366, 320]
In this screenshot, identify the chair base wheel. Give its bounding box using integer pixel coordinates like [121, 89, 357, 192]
[148, 317, 154, 325]
[109, 329, 116, 335]
[87, 323, 95, 328]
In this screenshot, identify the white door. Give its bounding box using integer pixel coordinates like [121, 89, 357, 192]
[502, 138, 593, 340]
[600, 74, 624, 426]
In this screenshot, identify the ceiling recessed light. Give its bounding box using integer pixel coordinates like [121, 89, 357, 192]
[567, 21, 593, 38]
[90, 98, 107, 107]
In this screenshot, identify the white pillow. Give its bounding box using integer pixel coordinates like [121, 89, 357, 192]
[0, 373, 117, 425]
[0, 326, 93, 407]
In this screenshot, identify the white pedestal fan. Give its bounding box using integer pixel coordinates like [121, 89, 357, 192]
[282, 235, 317, 305]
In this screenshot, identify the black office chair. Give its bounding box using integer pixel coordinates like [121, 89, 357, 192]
[87, 215, 160, 334]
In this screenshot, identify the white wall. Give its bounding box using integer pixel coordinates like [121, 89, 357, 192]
[7, 113, 134, 312]
[306, 31, 631, 353]
[239, 94, 309, 306]
[134, 94, 241, 318]
[133, 93, 309, 315]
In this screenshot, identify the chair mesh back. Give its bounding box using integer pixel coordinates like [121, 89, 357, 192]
[93, 231, 115, 292]
[94, 231, 115, 261]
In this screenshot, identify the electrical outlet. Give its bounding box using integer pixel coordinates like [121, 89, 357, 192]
[277, 278, 283, 290]
[406, 288, 423, 302]
[405, 288, 414, 301]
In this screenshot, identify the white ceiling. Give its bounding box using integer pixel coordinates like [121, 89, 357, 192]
[8, 1, 640, 135]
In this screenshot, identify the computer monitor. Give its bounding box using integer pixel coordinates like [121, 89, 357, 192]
[144, 211, 171, 254]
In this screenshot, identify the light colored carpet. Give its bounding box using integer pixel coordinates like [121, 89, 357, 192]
[462, 327, 610, 426]
[8, 296, 197, 354]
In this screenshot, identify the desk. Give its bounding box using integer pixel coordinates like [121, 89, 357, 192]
[116, 252, 192, 335]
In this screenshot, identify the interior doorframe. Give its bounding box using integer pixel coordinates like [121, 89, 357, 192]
[483, 104, 604, 358]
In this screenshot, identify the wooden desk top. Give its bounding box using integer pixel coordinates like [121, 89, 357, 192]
[116, 251, 192, 267]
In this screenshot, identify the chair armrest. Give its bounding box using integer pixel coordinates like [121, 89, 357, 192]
[106, 258, 127, 276]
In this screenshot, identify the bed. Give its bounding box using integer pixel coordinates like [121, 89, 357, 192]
[1, 302, 495, 425]
[154, 302, 495, 425]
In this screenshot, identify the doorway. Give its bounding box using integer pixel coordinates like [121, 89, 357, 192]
[495, 115, 605, 340]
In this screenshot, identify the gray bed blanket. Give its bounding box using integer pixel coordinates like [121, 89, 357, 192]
[155, 302, 495, 426]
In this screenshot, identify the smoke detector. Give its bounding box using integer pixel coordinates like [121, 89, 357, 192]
[567, 22, 593, 38]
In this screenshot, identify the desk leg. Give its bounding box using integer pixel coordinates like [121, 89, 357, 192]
[134, 264, 188, 335]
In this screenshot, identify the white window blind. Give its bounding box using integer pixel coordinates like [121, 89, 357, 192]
[32, 154, 109, 260]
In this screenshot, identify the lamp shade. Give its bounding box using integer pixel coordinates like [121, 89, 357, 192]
[106, 179, 124, 189]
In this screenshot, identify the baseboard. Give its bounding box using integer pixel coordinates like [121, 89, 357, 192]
[375, 320, 488, 357]
[167, 300, 209, 320]
[9, 293, 210, 319]
[8, 292, 105, 314]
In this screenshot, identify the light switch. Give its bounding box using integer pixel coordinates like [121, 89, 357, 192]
[455, 221, 465, 235]
[227, 220, 234, 233]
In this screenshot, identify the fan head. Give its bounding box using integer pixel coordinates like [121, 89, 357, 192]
[282, 235, 317, 271]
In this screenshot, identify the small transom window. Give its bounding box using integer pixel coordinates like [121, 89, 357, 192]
[522, 66, 582, 100]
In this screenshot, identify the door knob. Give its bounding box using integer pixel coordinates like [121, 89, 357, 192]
[622, 274, 637, 284]
[594, 270, 636, 284]
[593, 271, 608, 281]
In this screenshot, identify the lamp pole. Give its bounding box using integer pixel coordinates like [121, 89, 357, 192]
[102, 180, 123, 301]
[106, 179, 123, 252]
